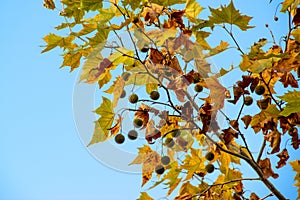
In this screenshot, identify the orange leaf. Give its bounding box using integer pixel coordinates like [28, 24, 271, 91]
[205, 76, 227, 110]
[250, 193, 260, 200]
[108, 115, 122, 136]
[149, 48, 164, 64]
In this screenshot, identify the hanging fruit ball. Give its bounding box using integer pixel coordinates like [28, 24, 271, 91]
[129, 93, 139, 104]
[205, 152, 215, 161]
[205, 164, 215, 173]
[115, 134, 125, 144]
[141, 46, 149, 53]
[194, 84, 203, 93]
[128, 130, 138, 140]
[161, 156, 171, 165]
[150, 91, 160, 100]
[244, 96, 253, 106]
[255, 85, 265, 95]
[155, 164, 165, 175]
[133, 118, 143, 128]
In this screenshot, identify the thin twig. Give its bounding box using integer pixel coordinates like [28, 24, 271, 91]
[261, 193, 274, 200]
[223, 26, 245, 55]
[257, 138, 266, 162]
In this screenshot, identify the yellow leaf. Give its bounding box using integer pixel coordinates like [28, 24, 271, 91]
[110, 18, 132, 30]
[137, 192, 154, 200]
[195, 31, 211, 50]
[112, 76, 125, 107]
[185, 0, 203, 23]
[218, 142, 231, 174]
[206, 41, 229, 57]
[88, 97, 114, 146]
[130, 145, 160, 186]
[290, 160, 300, 198]
[279, 90, 300, 116]
[60, 52, 82, 71]
[41, 34, 75, 53]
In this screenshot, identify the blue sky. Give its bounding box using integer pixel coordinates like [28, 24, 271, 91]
[0, 1, 298, 200]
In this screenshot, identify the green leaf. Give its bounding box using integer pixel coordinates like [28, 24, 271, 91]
[137, 192, 154, 200]
[208, 1, 254, 31]
[281, 0, 300, 12]
[279, 90, 300, 116]
[60, 52, 82, 71]
[87, 28, 110, 47]
[195, 31, 211, 50]
[250, 105, 280, 127]
[75, 23, 97, 36]
[292, 28, 300, 42]
[41, 33, 75, 53]
[122, 0, 145, 10]
[108, 47, 135, 66]
[150, 0, 186, 6]
[239, 55, 280, 73]
[88, 97, 114, 146]
[81, 0, 103, 11]
[185, 0, 203, 23]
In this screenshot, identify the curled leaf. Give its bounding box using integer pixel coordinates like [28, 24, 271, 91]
[276, 148, 290, 168]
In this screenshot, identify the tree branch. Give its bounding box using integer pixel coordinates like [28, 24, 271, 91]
[196, 178, 261, 198]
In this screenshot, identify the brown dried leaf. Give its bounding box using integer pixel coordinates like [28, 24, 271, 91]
[258, 158, 279, 179]
[181, 101, 193, 121]
[289, 128, 300, 150]
[241, 115, 252, 129]
[230, 120, 240, 131]
[228, 86, 244, 104]
[222, 127, 238, 145]
[265, 130, 281, 154]
[279, 72, 299, 88]
[206, 76, 227, 110]
[145, 120, 161, 144]
[170, 10, 185, 29]
[43, 0, 55, 9]
[149, 48, 164, 64]
[169, 56, 183, 74]
[276, 148, 290, 168]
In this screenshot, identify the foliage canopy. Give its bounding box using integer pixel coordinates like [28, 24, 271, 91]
[43, 0, 300, 199]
